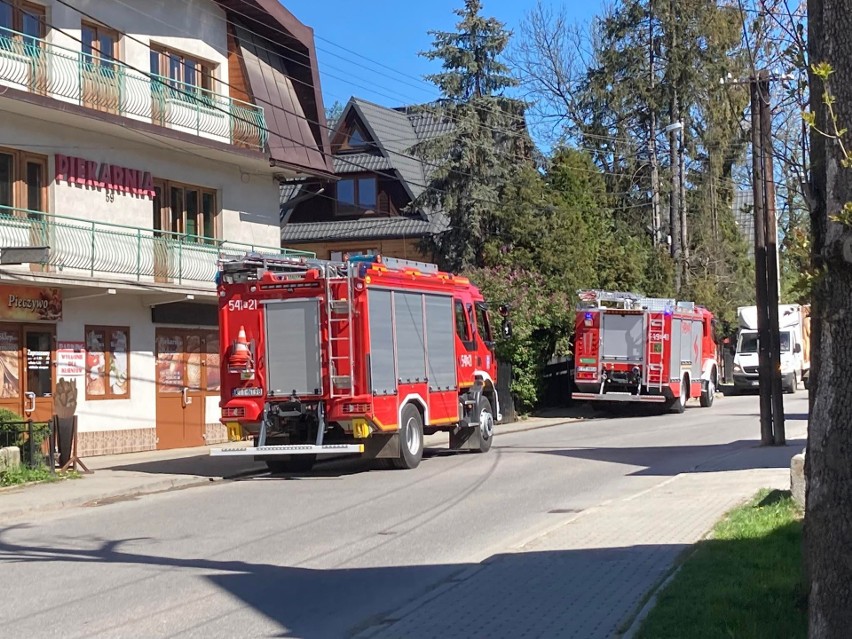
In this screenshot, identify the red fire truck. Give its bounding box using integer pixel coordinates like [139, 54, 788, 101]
[572, 290, 719, 412]
[210, 254, 504, 472]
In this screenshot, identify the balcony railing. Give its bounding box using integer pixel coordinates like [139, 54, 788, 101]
[0, 28, 268, 151]
[0, 206, 311, 286]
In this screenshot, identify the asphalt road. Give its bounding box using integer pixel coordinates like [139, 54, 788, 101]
[0, 392, 809, 639]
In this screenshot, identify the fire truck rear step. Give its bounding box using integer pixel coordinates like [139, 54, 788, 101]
[211, 444, 365, 456]
[571, 392, 666, 403]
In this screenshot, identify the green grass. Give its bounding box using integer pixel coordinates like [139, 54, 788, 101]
[0, 466, 80, 487]
[637, 489, 806, 639]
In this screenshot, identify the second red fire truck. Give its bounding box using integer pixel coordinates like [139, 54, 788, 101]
[211, 254, 505, 472]
[572, 290, 719, 412]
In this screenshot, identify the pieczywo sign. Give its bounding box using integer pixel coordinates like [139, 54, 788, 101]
[0, 285, 62, 321]
[55, 154, 155, 199]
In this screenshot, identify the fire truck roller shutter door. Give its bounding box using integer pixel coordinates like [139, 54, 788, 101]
[368, 289, 397, 395]
[265, 300, 322, 396]
[601, 313, 644, 361]
[669, 319, 682, 383]
[394, 292, 427, 385]
[424, 294, 457, 392]
[691, 320, 703, 380]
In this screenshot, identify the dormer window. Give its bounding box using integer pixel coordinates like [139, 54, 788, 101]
[348, 126, 366, 147]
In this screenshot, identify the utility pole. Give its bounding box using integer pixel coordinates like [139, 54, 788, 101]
[758, 70, 786, 445]
[669, 99, 681, 292]
[750, 79, 773, 445]
[648, 0, 661, 248]
[679, 122, 688, 287]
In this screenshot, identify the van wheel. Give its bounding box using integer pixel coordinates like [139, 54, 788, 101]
[392, 403, 423, 469]
[266, 455, 315, 474]
[666, 374, 689, 414]
[700, 372, 716, 408]
[473, 397, 494, 454]
[784, 372, 798, 394]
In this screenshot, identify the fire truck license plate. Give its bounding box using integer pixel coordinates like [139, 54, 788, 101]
[232, 387, 263, 397]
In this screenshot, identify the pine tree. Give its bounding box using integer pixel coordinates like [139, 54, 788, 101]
[417, 0, 526, 272]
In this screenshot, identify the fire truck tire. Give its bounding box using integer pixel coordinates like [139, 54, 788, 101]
[473, 397, 495, 454]
[667, 374, 689, 414]
[392, 403, 424, 470]
[265, 455, 316, 474]
[700, 372, 716, 407]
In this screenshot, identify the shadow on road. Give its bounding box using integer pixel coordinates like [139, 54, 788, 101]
[517, 438, 807, 476]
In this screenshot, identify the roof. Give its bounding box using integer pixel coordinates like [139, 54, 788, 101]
[281, 216, 435, 242]
[333, 152, 393, 173]
[348, 98, 427, 202]
[214, 0, 333, 177]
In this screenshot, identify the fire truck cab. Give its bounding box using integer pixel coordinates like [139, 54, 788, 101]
[572, 290, 719, 412]
[211, 254, 501, 472]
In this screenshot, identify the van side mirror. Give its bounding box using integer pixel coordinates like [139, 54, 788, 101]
[794, 343, 802, 354]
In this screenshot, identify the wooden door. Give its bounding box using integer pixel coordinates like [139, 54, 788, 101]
[23, 326, 54, 422]
[155, 329, 206, 449]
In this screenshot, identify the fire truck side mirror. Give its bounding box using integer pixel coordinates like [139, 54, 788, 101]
[502, 318, 513, 339]
[498, 304, 510, 318]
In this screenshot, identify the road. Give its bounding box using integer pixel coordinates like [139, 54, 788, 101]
[0, 393, 808, 639]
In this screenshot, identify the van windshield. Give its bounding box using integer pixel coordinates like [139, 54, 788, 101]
[739, 332, 792, 353]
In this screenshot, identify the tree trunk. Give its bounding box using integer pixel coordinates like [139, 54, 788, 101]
[806, 0, 852, 635]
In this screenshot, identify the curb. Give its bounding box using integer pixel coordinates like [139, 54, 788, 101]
[0, 476, 217, 522]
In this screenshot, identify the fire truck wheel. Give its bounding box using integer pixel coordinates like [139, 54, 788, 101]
[700, 373, 716, 408]
[474, 397, 495, 454]
[667, 374, 689, 414]
[393, 403, 424, 470]
[266, 455, 316, 474]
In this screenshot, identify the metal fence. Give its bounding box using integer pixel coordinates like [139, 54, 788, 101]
[0, 27, 267, 150]
[0, 206, 313, 285]
[0, 420, 52, 470]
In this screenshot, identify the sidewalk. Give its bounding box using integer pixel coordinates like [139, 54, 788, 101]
[353, 442, 800, 639]
[0, 413, 584, 523]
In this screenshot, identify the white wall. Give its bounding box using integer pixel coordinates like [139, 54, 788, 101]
[58, 294, 222, 433]
[0, 111, 280, 249]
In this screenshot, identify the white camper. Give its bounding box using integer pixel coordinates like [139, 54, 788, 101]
[732, 304, 811, 392]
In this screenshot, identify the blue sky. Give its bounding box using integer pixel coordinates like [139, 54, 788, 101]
[283, 0, 606, 112]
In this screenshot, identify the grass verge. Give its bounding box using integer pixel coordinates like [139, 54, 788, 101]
[1, 466, 80, 487]
[636, 489, 806, 639]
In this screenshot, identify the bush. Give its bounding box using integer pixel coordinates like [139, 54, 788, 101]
[0, 408, 48, 466]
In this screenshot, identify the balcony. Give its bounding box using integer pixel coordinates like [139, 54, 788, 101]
[0, 206, 311, 288]
[0, 28, 268, 151]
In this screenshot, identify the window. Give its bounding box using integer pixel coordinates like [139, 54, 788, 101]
[455, 300, 471, 343]
[330, 249, 376, 261]
[0, 1, 45, 41]
[152, 180, 218, 243]
[475, 302, 493, 343]
[0, 148, 47, 216]
[150, 45, 216, 102]
[85, 326, 130, 400]
[336, 176, 378, 215]
[81, 22, 117, 69]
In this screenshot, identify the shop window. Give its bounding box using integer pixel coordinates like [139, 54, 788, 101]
[153, 180, 218, 243]
[336, 175, 378, 216]
[85, 326, 129, 400]
[0, 328, 20, 399]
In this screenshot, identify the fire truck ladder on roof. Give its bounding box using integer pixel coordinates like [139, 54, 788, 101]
[326, 263, 355, 400]
[646, 313, 666, 393]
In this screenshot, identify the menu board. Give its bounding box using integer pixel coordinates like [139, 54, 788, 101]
[27, 350, 51, 370]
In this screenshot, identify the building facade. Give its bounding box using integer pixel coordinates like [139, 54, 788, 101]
[281, 97, 450, 261]
[0, 0, 332, 454]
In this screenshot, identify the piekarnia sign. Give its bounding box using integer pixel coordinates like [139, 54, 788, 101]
[55, 154, 155, 199]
